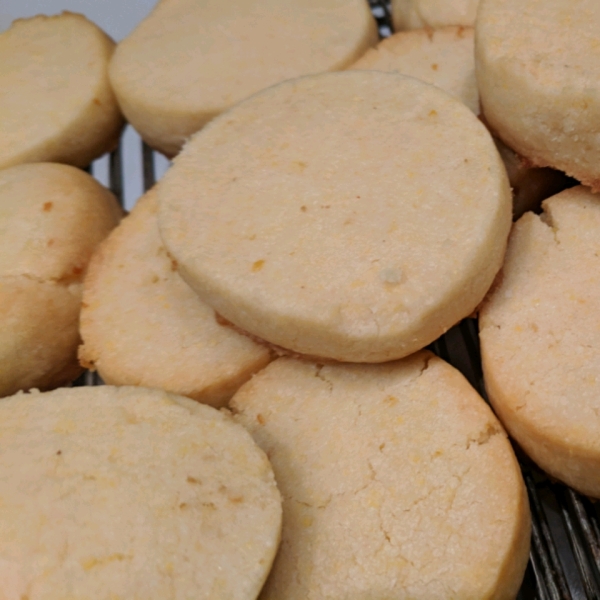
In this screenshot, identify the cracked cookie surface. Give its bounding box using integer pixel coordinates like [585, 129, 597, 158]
[231, 351, 530, 599]
[0, 386, 282, 599]
[0, 163, 121, 396]
[480, 186, 600, 497]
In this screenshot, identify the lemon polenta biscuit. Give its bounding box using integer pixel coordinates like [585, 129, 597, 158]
[0, 13, 124, 171]
[109, 0, 377, 157]
[0, 163, 121, 397]
[480, 187, 600, 498]
[476, 0, 600, 190]
[392, 0, 480, 30]
[0, 385, 282, 599]
[231, 353, 530, 599]
[158, 71, 511, 363]
[79, 189, 271, 406]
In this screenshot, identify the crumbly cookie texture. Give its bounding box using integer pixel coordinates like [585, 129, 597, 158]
[0, 12, 123, 170]
[79, 189, 271, 406]
[231, 353, 530, 599]
[158, 71, 511, 363]
[392, 0, 480, 30]
[0, 163, 121, 397]
[480, 186, 600, 497]
[476, 0, 600, 189]
[109, 0, 377, 156]
[0, 386, 282, 599]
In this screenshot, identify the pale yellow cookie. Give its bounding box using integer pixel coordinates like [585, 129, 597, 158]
[109, 0, 378, 157]
[480, 186, 600, 498]
[158, 71, 511, 363]
[476, 0, 600, 189]
[231, 353, 530, 599]
[0, 385, 281, 599]
[392, 0, 480, 30]
[0, 163, 121, 397]
[80, 188, 271, 406]
[0, 13, 124, 171]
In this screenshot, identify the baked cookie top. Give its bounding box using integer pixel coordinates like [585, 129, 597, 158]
[0, 385, 281, 599]
[231, 352, 530, 599]
[392, 0, 480, 30]
[158, 71, 511, 362]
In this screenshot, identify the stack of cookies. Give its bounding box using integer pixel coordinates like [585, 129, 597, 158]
[1, 0, 598, 596]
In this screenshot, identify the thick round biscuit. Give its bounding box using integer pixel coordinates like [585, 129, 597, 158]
[351, 27, 479, 114]
[0, 13, 124, 171]
[480, 187, 600, 497]
[158, 71, 511, 363]
[0, 163, 121, 397]
[0, 386, 282, 599]
[392, 0, 479, 30]
[109, 0, 377, 157]
[231, 353, 530, 599]
[80, 188, 271, 406]
[476, 0, 600, 190]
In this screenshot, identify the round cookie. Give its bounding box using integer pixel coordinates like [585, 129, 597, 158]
[0, 385, 282, 599]
[0, 163, 121, 397]
[109, 0, 378, 157]
[0, 13, 124, 171]
[158, 71, 512, 363]
[392, 0, 480, 30]
[476, 0, 600, 190]
[480, 186, 600, 498]
[231, 352, 530, 599]
[79, 188, 271, 407]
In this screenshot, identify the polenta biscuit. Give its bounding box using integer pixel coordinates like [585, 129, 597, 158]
[79, 188, 271, 406]
[109, 0, 378, 157]
[476, 0, 600, 189]
[158, 71, 511, 362]
[0, 13, 124, 170]
[480, 186, 600, 498]
[0, 385, 281, 599]
[0, 163, 121, 397]
[231, 353, 530, 599]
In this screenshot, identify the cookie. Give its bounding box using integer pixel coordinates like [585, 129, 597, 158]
[0, 385, 281, 598]
[0, 163, 121, 397]
[158, 71, 511, 363]
[109, 0, 377, 157]
[79, 188, 271, 406]
[480, 186, 600, 498]
[231, 353, 530, 599]
[0, 13, 124, 171]
[476, 0, 600, 189]
[392, 0, 480, 30]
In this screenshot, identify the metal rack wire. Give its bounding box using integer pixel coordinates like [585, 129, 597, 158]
[76, 2, 600, 598]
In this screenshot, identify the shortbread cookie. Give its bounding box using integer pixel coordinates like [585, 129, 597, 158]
[392, 0, 479, 30]
[231, 353, 530, 599]
[480, 187, 600, 498]
[352, 27, 479, 114]
[0, 13, 123, 171]
[476, 0, 600, 189]
[0, 163, 121, 397]
[158, 71, 511, 363]
[80, 189, 271, 406]
[0, 385, 281, 599]
[109, 0, 378, 157]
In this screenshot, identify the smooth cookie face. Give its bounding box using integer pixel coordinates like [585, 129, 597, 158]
[392, 0, 480, 30]
[480, 186, 600, 497]
[476, 0, 600, 189]
[0, 386, 282, 599]
[0, 13, 123, 170]
[0, 163, 121, 397]
[79, 189, 271, 406]
[231, 353, 530, 599]
[109, 0, 378, 156]
[158, 71, 511, 363]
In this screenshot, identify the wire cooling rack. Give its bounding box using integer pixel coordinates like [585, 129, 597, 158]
[74, 2, 600, 598]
